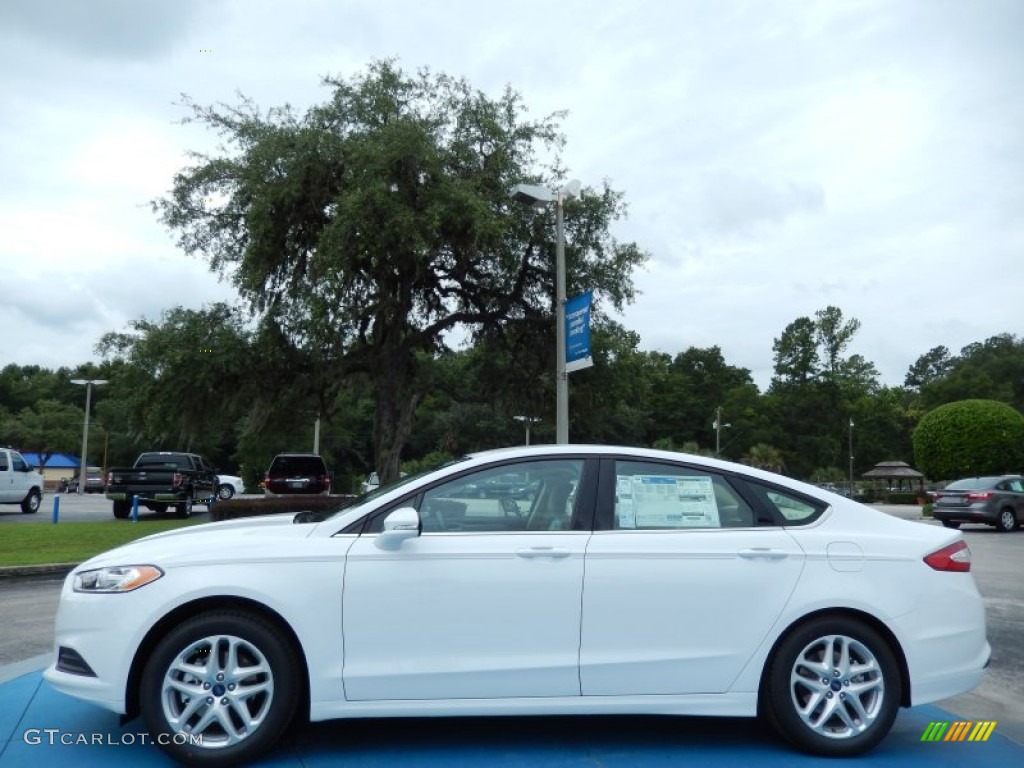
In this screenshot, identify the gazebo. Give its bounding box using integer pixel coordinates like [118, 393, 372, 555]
[861, 461, 925, 492]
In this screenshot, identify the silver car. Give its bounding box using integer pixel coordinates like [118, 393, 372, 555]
[931, 475, 1024, 532]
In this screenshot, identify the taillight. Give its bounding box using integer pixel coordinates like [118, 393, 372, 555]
[172, 472, 184, 488]
[930, 492, 942, 500]
[323, 474, 331, 488]
[966, 491, 992, 501]
[924, 540, 971, 572]
[106, 472, 113, 485]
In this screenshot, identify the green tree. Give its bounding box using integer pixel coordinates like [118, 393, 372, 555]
[1, 400, 84, 468]
[912, 399, 1024, 480]
[153, 60, 646, 481]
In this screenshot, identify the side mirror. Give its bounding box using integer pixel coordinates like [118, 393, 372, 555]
[375, 507, 421, 550]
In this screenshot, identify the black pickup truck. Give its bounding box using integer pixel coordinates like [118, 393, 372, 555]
[106, 452, 217, 519]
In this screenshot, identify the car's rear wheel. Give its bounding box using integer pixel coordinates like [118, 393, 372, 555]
[113, 500, 130, 519]
[217, 484, 235, 500]
[941, 520, 961, 529]
[140, 611, 300, 767]
[764, 616, 900, 756]
[21, 489, 41, 514]
[151, 503, 168, 515]
[176, 499, 192, 519]
[996, 508, 1017, 533]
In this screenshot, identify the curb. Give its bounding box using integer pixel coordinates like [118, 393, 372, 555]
[0, 563, 78, 580]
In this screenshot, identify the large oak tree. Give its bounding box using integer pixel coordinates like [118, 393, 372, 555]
[154, 61, 646, 481]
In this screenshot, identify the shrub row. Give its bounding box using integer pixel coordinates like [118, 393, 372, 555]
[211, 494, 357, 522]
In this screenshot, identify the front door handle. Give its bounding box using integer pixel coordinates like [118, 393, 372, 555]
[516, 547, 571, 559]
[738, 548, 788, 560]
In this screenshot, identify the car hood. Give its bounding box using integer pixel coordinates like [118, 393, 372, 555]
[76, 514, 319, 571]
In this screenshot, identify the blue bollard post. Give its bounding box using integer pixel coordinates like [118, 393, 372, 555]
[52, 495, 60, 524]
[131, 495, 139, 522]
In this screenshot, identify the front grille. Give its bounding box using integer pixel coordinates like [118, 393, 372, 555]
[57, 646, 97, 677]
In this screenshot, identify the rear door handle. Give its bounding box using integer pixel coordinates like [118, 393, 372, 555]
[738, 548, 788, 560]
[516, 547, 571, 559]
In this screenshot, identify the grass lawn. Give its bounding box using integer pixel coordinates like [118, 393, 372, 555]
[0, 520, 204, 567]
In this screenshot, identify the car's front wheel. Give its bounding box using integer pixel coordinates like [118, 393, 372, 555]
[941, 520, 961, 529]
[140, 611, 301, 767]
[764, 616, 901, 756]
[217, 484, 235, 500]
[21, 489, 41, 514]
[996, 508, 1017, 533]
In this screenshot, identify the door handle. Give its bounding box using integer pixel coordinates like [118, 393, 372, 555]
[516, 547, 571, 559]
[738, 548, 788, 560]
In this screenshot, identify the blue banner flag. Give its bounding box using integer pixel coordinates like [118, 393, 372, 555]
[564, 291, 594, 373]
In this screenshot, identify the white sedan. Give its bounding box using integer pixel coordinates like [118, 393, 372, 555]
[214, 474, 245, 500]
[44, 445, 989, 765]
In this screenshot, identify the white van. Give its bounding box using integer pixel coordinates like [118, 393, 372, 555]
[0, 448, 44, 513]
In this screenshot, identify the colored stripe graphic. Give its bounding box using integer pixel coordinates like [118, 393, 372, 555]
[921, 720, 996, 742]
[921, 721, 949, 741]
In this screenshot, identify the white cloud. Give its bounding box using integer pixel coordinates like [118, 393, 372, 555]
[1, 0, 1022, 391]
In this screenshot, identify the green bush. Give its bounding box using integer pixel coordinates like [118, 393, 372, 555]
[211, 494, 357, 522]
[883, 492, 921, 505]
[922, 502, 933, 518]
[913, 399, 1024, 480]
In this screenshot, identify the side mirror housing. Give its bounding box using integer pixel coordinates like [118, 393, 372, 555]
[375, 507, 421, 550]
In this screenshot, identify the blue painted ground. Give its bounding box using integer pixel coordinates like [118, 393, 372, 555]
[0, 670, 1020, 766]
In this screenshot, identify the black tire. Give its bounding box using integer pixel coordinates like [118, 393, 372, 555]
[21, 489, 41, 514]
[151, 503, 168, 515]
[176, 498, 193, 519]
[941, 520, 961, 529]
[217, 484, 235, 501]
[139, 611, 300, 767]
[763, 616, 901, 756]
[996, 508, 1017, 533]
[113, 500, 130, 519]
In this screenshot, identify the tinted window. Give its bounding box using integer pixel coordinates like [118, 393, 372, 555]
[945, 478, 994, 491]
[415, 459, 583, 534]
[612, 460, 754, 529]
[0, 454, 8, 471]
[744, 481, 826, 524]
[137, 454, 191, 469]
[269, 455, 327, 475]
[11, 453, 27, 471]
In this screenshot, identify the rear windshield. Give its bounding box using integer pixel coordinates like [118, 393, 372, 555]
[944, 478, 994, 491]
[270, 456, 326, 475]
[136, 454, 192, 469]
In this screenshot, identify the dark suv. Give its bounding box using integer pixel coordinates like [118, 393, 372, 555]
[263, 453, 331, 496]
[931, 475, 1024, 532]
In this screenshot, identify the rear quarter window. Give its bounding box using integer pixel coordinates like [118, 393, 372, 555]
[744, 481, 827, 525]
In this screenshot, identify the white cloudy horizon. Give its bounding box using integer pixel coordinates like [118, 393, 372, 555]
[2, 0, 1021, 391]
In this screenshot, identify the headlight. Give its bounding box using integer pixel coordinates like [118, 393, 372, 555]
[73, 565, 164, 593]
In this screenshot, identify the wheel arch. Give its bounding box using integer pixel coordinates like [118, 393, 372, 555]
[757, 607, 912, 710]
[123, 595, 310, 723]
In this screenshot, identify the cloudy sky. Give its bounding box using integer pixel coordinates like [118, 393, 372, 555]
[2, 0, 1021, 389]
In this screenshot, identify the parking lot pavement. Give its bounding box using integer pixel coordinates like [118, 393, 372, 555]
[0, 667, 1021, 767]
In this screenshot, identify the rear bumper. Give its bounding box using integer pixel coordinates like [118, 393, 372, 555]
[932, 506, 996, 525]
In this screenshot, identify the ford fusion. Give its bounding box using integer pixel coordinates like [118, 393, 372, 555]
[44, 445, 989, 765]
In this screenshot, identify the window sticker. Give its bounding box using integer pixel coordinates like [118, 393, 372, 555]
[615, 475, 636, 528]
[631, 475, 720, 528]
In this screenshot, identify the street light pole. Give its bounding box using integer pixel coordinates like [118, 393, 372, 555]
[509, 180, 581, 445]
[513, 415, 539, 446]
[70, 378, 108, 495]
[713, 406, 730, 456]
[848, 417, 855, 496]
[554, 189, 568, 444]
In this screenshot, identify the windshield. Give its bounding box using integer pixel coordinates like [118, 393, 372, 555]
[322, 457, 468, 520]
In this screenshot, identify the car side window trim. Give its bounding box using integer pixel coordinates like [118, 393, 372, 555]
[593, 456, 770, 532]
[351, 456, 599, 535]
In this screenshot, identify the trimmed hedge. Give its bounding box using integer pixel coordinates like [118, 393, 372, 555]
[211, 494, 357, 522]
[913, 399, 1024, 480]
[883, 492, 922, 505]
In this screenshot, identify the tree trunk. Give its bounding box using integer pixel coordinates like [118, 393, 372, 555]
[373, 344, 421, 484]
